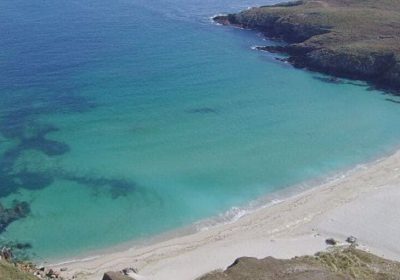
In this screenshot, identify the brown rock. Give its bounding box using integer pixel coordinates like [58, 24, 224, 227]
[122, 267, 138, 275]
[325, 238, 337, 245]
[102, 271, 135, 280]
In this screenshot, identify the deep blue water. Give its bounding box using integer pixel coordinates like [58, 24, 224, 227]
[1, 0, 400, 261]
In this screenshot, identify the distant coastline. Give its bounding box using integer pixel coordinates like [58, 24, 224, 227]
[213, 0, 400, 93]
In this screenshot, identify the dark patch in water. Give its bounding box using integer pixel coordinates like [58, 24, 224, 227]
[0, 83, 138, 248]
[15, 171, 55, 192]
[0, 240, 33, 261]
[185, 107, 218, 114]
[55, 92, 96, 113]
[0, 148, 21, 172]
[12, 242, 32, 250]
[313, 76, 372, 89]
[21, 137, 70, 156]
[313, 76, 343, 84]
[386, 98, 400, 104]
[0, 200, 30, 234]
[0, 53, 119, 251]
[61, 173, 136, 199]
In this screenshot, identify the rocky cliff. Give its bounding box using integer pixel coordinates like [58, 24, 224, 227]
[214, 0, 400, 92]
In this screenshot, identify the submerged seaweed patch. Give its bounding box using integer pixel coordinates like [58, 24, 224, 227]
[0, 200, 30, 234]
[61, 173, 136, 199]
[185, 107, 218, 114]
[20, 137, 70, 156]
[0, 88, 133, 237]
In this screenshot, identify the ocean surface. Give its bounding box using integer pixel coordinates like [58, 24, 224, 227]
[1, 0, 400, 261]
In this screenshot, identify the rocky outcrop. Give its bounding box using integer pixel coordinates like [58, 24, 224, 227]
[197, 248, 400, 280]
[382, 62, 400, 90]
[216, 12, 330, 43]
[214, 0, 400, 92]
[304, 49, 396, 79]
[102, 271, 135, 280]
[345, 236, 357, 244]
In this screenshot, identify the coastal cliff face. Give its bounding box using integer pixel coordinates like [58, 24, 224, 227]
[197, 248, 400, 280]
[214, 0, 400, 92]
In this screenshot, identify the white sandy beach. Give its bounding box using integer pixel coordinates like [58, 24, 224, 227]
[53, 150, 400, 280]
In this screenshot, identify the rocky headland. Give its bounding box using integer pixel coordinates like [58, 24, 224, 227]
[214, 0, 400, 92]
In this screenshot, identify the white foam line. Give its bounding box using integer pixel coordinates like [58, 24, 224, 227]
[51, 255, 101, 266]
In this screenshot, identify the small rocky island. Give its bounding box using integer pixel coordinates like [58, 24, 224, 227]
[214, 0, 400, 92]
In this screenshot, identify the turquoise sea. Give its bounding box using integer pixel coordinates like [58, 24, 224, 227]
[1, 0, 400, 261]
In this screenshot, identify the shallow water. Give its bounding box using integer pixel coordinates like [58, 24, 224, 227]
[1, 0, 400, 260]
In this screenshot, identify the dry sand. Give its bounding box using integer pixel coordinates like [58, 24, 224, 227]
[52, 150, 400, 280]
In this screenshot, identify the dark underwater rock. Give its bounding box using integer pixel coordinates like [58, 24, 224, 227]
[0, 201, 30, 234]
[185, 107, 218, 114]
[61, 173, 136, 199]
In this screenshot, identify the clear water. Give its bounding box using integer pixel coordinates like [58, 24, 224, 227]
[1, 0, 400, 261]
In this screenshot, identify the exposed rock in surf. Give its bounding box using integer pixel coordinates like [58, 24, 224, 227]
[346, 236, 357, 244]
[213, 15, 232, 26]
[122, 267, 138, 275]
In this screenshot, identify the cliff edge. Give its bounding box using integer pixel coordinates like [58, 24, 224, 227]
[197, 247, 400, 280]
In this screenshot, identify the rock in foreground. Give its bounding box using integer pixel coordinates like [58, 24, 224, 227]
[102, 271, 135, 280]
[197, 248, 400, 280]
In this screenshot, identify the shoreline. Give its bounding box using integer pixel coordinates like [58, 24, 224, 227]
[45, 144, 388, 264]
[51, 148, 400, 279]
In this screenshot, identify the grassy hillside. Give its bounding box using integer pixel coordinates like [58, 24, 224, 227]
[198, 247, 400, 280]
[0, 261, 38, 280]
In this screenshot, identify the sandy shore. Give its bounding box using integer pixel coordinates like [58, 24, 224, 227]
[53, 150, 400, 280]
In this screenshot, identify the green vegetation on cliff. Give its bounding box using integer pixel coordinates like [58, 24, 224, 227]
[198, 247, 400, 280]
[214, 0, 400, 91]
[0, 260, 38, 280]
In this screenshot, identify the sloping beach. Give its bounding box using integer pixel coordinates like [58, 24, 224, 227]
[52, 150, 400, 279]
